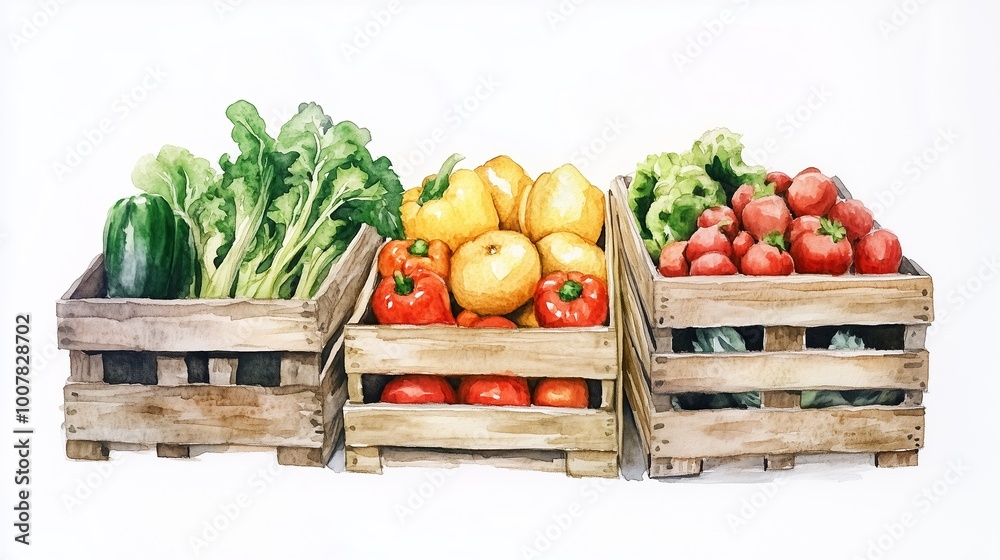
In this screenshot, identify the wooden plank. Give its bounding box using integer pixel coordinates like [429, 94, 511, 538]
[345, 446, 382, 474]
[762, 391, 801, 408]
[876, 450, 919, 468]
[650, 407, 924, 458]
[208, 358, 238, 385]
[345, 326, 617, 379]
[156, 356, 188, 386]
[650, 457, 702, 477]
[611, 177, 657, 329]
[70, 351, 103, 382]
[765, 454, 795, 470]
[347, 373, 364, 405]
[652, 328, 673, 353]
[66, 440, 108, 461]
[904, 325, 928, 350]
[764, 326, 806, 351]
[622, 331, 652, 447]
[314, 224, 382, 336]
[156, 444, 190, 458]
[566, 450, 618, 478]
[279, 353, 322, 387]
[600, 379, 615, 410]
[321, 350, 348, 465]
[277, 447, 324, 467]
[617, 249, 654, 375]
[652, 274, 934, 328]
[650, 350, 930, 393]
[380, 448, 566, 473]
[343, 403, 617, 452]
[64, 383, 324, 447]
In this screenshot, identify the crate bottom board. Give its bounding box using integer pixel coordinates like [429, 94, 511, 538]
[65, 436, 342, 467]
[344, 403, 618, 452]
[345, 446, 618, 478]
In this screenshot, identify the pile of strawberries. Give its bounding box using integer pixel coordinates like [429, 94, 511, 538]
[658, 168, 903, 277]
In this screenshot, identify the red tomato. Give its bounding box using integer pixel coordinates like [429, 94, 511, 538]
[686, 226, 732, 262]
[689, 252, 738, 276]
[766, 171, 792, 195]
[787, 172, 838, 217]
[533, 378, 589, 408]
[789, 215, 822, 245]
[741, 195, 792, 240]
[458, 375, 531, 406]
[795, 167, 821, 178]
[741, 236, 794, 276]
[731, 184, 755, 219]
[828, 199, 874, 242]
[457, 310, 516, 328]
[855, 230, 902, 274]
[731, 231, 754, 270]
[381, 375, 456, 404]
[697, 206, 739, 240]
[658, 241, 689, 278]
[790, 218, 854, 275]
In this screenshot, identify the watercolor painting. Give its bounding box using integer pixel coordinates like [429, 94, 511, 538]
[8, 2, 995, 559]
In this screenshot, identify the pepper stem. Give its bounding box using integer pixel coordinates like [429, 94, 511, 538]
[408, 239, 430, 257]
[393, 270, 414, 296]
[558, 280, 584, 302]
[417, 153, 465, 206]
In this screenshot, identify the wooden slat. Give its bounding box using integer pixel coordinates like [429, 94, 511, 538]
[765, 455, 795, 470]
[618, 248, 654, 375]
[347, 373, 364, 404]
[905, 325, 928, 350]
[650, 457, 702, 477]
[208, 358, 238, 385]
[156, 444, 190, 458]
[876, 450, 919, 468]
[66, 440, 108, 461]
[345, 446, 382, 474]
[64, 383, 324, 447]
[650, 407, 924, 458]
[600, 380, 615, 410]
[277, 447, 324, 467]
[345, 326, 617, 379]
[279, 353, 322, 387]
[156, 356, 188, 386]
[611, 176, 657, 330]
[314, 224, 382, 336]
[69, 351, 103, 382]
[321, 354, 348, 465]
[343, 403, 617, 452]
[764, 327, 806, 351]
[378, 447, 566, 473]
[762, 391, 801, 408]
[650, 350, 930, 393]
[622, 331, 652, 447]
[566, 450, 618, 478]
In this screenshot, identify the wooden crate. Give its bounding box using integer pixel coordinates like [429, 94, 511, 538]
[57, 225, 382, 467]
[612, 176, 932, 477]
[342, 198, 622, 478]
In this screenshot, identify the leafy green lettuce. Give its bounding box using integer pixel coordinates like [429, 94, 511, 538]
[671, 328, 761, 411]
[131, 100, 403, 299]
[801, 331, 905, 408]
[627, 128, 766, 258]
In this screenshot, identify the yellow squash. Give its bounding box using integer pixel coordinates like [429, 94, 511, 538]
[401, 154, 499, 252]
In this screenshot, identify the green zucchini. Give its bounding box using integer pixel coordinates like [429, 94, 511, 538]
[103, 194, 195, 299]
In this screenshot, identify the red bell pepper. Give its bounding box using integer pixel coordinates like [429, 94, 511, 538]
[533, 272, 608, 328]
[377, 238, 451, 282]
[456, 309, 517, 329]
[372, 270, 455, 325]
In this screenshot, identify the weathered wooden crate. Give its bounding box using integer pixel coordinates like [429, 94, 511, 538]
[57, 225, 382, 467]
[342, 198, 622, 478]
[612, 176, 932, 477]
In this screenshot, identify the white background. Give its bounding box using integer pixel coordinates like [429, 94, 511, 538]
[2, 1, 998, 559]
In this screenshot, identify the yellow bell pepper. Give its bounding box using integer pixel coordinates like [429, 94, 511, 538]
[474, 155, 533, 232]
[401, 154, 499, 252]
[522, 163, 605, 243]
